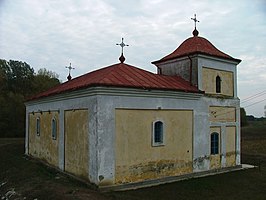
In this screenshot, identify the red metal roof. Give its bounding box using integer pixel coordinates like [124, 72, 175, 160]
[28, 63, 202, 101]
[152, 36, 241, 64]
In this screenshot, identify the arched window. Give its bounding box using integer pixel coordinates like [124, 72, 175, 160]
[52, 117, 57, 140]
[211, 132, 219, 155]
[36, 117, 40, 136]
[152, 121, 164, 146]
[216, 75, 221, 93]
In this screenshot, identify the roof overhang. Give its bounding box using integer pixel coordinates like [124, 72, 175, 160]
[152, 52, 241, 66]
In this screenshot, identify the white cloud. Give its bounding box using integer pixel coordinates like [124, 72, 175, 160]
[0, 0, 265, 116]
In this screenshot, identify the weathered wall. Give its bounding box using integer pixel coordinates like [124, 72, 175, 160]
[202, 67, 234, 96]
[64, 109, 89, 179]
[26, 94, 97, 184]
[209, 106, 236, 122]
[28, 111, 59, 167]
[226, 126, 236, 167]
[115, 109, 193, 184]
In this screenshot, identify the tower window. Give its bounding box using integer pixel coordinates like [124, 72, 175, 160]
[216, 75, 221, 93]
[152, 121, 164, 146]
[211, 132, 219, 155]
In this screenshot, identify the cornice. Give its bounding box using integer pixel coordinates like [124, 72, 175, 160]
[25, 86, 203, 106]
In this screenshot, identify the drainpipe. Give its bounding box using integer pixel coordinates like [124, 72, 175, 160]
[157, 66, 162, 75]
[188, 56, 192, 86]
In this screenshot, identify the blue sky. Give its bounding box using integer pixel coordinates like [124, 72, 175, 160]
[0, 0, 265, 117]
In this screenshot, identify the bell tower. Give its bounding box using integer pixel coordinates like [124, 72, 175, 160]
[152, 15, 241, 98]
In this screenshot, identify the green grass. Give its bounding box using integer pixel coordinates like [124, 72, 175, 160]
[241, 120, 266, 139]
[109, 167, 266, 200]
[1, 120, 266, 199]
[0, 139, 101, 200]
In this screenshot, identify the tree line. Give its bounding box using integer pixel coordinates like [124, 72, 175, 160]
[0, 59, 60, 137]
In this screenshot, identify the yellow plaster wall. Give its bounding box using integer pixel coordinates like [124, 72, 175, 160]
[202, 67, 234, 96]
[226, 126, 236, 167]
[28, 111, 59, 167]
[64, 109, 89, 179]
[209, 106, 236, 122]
[210, 127, 221, 169]
[115, 109, 193, 184]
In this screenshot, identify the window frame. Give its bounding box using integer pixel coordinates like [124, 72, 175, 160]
[36, 117, 40, 136]
[210, 132, 219, 155]
[51, 117, 57, 140]
[152, 120, 165, 147]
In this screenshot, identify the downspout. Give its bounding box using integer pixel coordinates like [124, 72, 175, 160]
[157, 66, 162, 75]
[188, 56, 192, 86]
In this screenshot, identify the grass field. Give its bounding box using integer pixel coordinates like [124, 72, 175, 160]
[0, 120, 266, 200]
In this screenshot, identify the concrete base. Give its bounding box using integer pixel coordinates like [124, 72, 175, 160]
[100, 164, 255, 192]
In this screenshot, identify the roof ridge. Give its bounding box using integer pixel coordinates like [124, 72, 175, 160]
[70, 63, 118, 82]
[124, 65, 167, 87]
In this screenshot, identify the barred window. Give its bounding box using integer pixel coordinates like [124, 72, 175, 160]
[52, 117, 57, 140]
[211, 132, 219, 155]
[36, 117, 40, 136]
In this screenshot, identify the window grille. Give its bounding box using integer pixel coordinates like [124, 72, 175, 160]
[211, 132, 219, 155]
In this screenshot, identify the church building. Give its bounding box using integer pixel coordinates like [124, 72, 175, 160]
[25, 17, 241, 189]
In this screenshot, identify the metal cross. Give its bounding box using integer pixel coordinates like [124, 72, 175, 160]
[65, 63, 75, 74]
[191, 14, 200, 29]
[116, 38, 129, 54]
[65, 63, 75, 81]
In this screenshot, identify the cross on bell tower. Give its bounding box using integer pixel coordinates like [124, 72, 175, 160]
[116, 38, 129, 63]
[191, 14, 200, 37]
[65, 63, 75, 81]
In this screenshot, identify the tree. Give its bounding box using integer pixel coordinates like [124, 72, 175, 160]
[7, 60, 35, 96]
[240, 107, 248, 127]
[0, 59, 60, 137]
[32, 68, 60, 94]
[0, 59, 10, 93]
[36, 68, 59, 79]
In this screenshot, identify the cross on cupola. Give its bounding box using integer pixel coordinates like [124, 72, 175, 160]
[65, 62, 75, 81]
[116, 37, 129, 63]
[191, 14, 200, 37]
